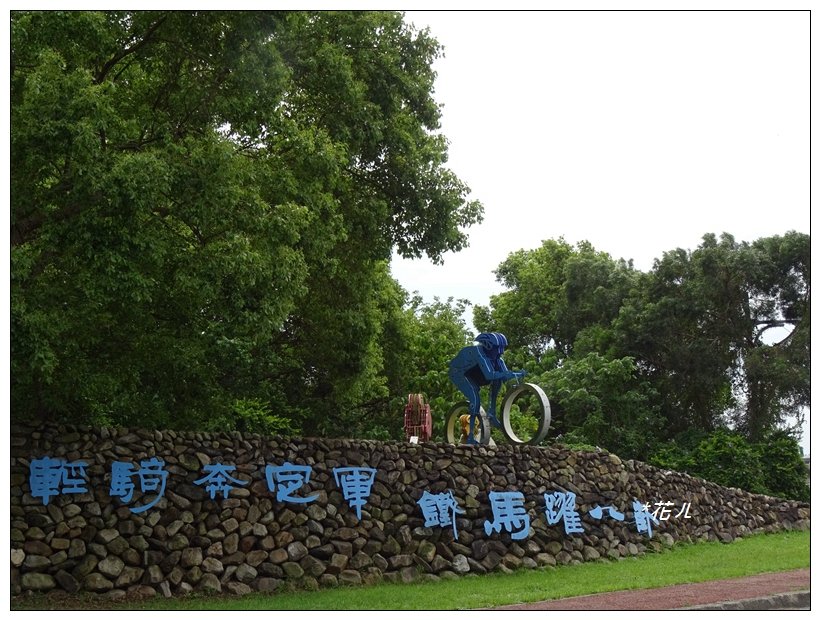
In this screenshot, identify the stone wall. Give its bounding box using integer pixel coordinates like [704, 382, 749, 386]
[11, 424, 810, 599]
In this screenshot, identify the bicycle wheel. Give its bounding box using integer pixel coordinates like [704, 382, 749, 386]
[500, 383, 551, 445]
[444, 402, 492, 445]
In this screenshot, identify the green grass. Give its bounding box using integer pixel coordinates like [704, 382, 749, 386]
[14, 529, 809, 611]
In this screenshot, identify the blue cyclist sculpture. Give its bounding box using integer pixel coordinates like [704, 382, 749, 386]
[446, 332, 552, 446]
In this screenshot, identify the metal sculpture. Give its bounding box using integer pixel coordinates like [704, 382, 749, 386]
[446, 332, 551, 446]
[404, 393, 432, 442]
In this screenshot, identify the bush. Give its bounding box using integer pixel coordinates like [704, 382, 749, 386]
[692, 430, 767, 493]
[756, 430, 810, 502]
[649, 428, 809, 501]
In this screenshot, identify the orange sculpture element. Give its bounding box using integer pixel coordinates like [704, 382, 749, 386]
[459, 414, 472, 444]
[404, 394, 432, 442]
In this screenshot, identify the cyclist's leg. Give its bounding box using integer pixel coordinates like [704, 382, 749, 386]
[487, 378, 503, 424]
[449, 369, 482, 443]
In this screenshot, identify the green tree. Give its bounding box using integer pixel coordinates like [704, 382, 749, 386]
[616, 232, 810, 440]
[396, 296, 474, 438]
[11, 11, 483, 431]
[474, 238, 638, 364]
[539, 353, 661, 459]
[477, 233, 809, 458]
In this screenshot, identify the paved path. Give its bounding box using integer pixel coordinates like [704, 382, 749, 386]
[493, 569, 810, 610]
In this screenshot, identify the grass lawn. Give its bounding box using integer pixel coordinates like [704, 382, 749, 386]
[13, 529, 809, 611]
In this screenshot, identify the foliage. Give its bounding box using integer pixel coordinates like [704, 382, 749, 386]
[650, 428, 809, 501]
[477, 233, 809, 460]
[206, 398, 298, 437]
[756, 429, 810, 502]
[11, 11, 482, 431]
[395, 296, 474, 438]
[615, 232, 810, 439]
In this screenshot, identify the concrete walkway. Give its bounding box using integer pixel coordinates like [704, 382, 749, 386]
[492, 568, 810, 610]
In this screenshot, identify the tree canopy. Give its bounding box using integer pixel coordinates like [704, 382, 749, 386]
[10, 11, 809, 500]
[11, 10, 483, 431]
[475, 233, 810, 452]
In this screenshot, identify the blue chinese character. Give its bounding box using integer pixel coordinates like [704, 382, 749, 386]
[266, 462, 318, 504]
[588, 505, 625, 522]
[633, 499, 660, 537]
[110, 458, 168, 513]
[333, 467, 377, 520]
[29, 457, 88, 505]
[544, 491, 584, 535]
[194, 463, 248, 499]
[417, 490, 465, 539]
[484, 491, 530, 540]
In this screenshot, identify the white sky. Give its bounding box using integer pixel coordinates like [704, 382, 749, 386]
[390, 10, 811, 452]
[392, 10, 809, 308]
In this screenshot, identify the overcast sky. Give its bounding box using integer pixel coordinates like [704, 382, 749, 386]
[389, 10, 810, 452]
[391, 10, 809, 311]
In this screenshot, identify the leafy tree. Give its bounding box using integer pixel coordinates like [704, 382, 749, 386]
[11, 11, 482, 431]
[478, 233, 809, 460]
[474, 238, 638, 364]
[538, 353, 661, 459]
[396, 296, 474, 438]
[616, 232, 810, 439]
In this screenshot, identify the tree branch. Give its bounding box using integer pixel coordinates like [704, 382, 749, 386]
[95, 15, 168, 84]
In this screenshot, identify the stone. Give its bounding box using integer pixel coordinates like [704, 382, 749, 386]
[300, 554, 326, 577]
[84, 572, 114, 592]
[416, 540, 437, 563]
[399, 566, 418, 583]
[106, 536, 129, 555]
[451, 554, 470, 574]
[349, 551, 373, 570]
[582, 547, 601, 561]
[71, 555, 98, 580]
[388, 554, 414, 569]
[287, 541, 309, 561]
[224, 581, 252, 596]
[186, 565, 203, 584]
[22, 572, 56, 591]
[54, 569, 80, 593]
[146, 564, 164, 584]
[23, 555, 50, 570]
[382, 536, 401, 556]
[471, 539, 490, 561]
[246, 549, 268, 567]
[116, 566, 144, 588]
[481, 551, 503, 571]
[180, 547, 203, 568]
[257, 577, 284, 592]
[202, 557, 224, 573]
[282, 561, 304, 579]
[235, 563, 258, 583]
[269, 548, 288, 564]
[197, 573, 222, 594]
[96, 528, 120, 544]
[10, 549, 25, 568]
[167, 533, 189, 551]
[328, 553, 349, 574]
[98, 555, 125, 579]
[223, 533, 239, 554]
[24, 540, 52, 556]
[338, 569, 362, 586]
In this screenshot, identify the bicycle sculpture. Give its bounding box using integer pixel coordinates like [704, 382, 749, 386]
[446, 332, 551, 446]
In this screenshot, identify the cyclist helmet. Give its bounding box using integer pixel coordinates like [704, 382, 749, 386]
[475, 332, 508, 356]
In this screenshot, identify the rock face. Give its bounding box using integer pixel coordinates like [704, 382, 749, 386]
[10, 423, 810, 598]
